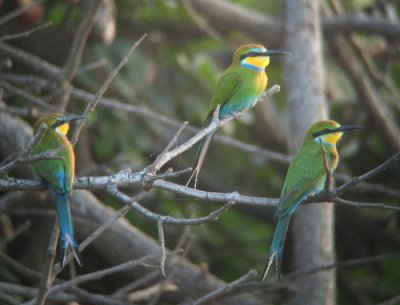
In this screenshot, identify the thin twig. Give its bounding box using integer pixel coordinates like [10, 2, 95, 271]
[68, 286, 132, 305]
[35, 220, 59, 305]
[0, 146, 64, 177]
[0, 282, 73, 303]
[181, 0, 223, 40]
[62, 0, 104, 82]
[148, 121, 189, 173]
[0, 291, 19, 305]
[157, 219, 167, 276]
[77, 59, 108, 74]
[112, 270, 161, 298]
[377, 295, 400, 305]
[334, 197, 400, 212]
[71, 33, 148, 146]
[0, 122, 48, 175]
[332, 152, 400, 196]
[0, 251, 131, 305]
[0, 220, 31, 249]
[108, 184, 235, 225]
[147, 225, 196, 305]
[181, 269, 258, 305]
[51, 256, 156, 296]
[0, 23, 51, 42]
[0, 80, 59, 111]
[286, 253, 400, 280]
[25, 255, 156, 305]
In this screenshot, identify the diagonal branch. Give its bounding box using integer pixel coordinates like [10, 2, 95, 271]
[70, 33, 148, 146]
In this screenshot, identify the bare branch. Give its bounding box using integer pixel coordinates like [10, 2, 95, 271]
[0, 80, 59, 111]
[332, 152, 400, 197]
[377, 295, 400, 305]
[181, 269, 258, 305]
[0, 43, 60, 78]
[286, 253, 400, 280]
[0, 291, 19, 305]
[107, 184, 235, 225]
[25, 255, 157, 305]
[333, 197, 400, 212]
[71, 33, 148, 146]
[0, 220, 31, 249]
[0, 23, 51, 42]
[0, 251, 131, 305]
[71, 87, 291, 164]
[157, 219, 167, 277]
[148, 121, 189, 173]
[35, 221, 59, 305]
[0, 122, 48, 176]
[62, 0, 104, 82]
[152, 85, 280, 173]
[329, 36, 400, 150]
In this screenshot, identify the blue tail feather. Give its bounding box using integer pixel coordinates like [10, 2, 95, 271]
[261, 213, 292, 281]
[55, 194, 83, 267]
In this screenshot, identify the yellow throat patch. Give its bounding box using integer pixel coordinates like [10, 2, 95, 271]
[323, 132, 343, 146]
[56, 123, 70, 136]
[243, 56, 270, 70]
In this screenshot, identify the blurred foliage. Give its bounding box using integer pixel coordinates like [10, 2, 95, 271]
[1, 0, 399, 304]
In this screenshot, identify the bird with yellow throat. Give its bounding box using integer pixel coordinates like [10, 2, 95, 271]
[188, 44, 289, 187]
[32, 113, 84, 267]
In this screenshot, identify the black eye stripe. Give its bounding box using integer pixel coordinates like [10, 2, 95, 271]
[312, 128, 337, 138]
[240, 51, 264, 61]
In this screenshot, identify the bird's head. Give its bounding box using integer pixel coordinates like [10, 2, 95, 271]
[307, 120, 362, 147]
[34, 113, 85, 136]
[233, 44, 290, 71]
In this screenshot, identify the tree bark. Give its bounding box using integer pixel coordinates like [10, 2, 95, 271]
[283, 1, 335, 305]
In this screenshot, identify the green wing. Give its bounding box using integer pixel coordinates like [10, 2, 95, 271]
[32, 131, 74, 194]
[206, 71, 241, 118]
[276, 146, 326, 218]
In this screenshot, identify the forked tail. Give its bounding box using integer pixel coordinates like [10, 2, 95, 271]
[55, 194, 83, 267]
[261, 213, 292, 282]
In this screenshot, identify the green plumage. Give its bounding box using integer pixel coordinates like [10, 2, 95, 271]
[188, 43, 290, 187]
[32, 113, 83, 267]
[261, 120, 361, 281]
[32, 125, 74, 195]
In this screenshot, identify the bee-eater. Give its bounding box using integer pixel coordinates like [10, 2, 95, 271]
[188, 44, 289, 187]
[261, 120, 362, 281]
[32, 113, 85, 267]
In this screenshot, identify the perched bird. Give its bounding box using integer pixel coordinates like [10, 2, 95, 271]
[32, 113, 85, 267]
[187, 44, 289, 187]
[261, 120, 362, 281]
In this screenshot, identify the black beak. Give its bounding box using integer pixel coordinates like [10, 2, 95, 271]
[263, 50, 291, 56]
[313, 125, 362, 138]
[334, 125, 363, 133]
[53, 114, 86, 128]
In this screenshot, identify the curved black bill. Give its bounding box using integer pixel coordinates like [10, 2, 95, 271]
[313, 125, 362, 138]
[63, 114, 86, 123]
[335, 125, 363, 133]
[53, 115, 86, 128]
[263, 50, 291, 56]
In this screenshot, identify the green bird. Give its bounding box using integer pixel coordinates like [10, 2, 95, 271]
[188, 44, 289, 187]
[261, 120, 362, 281]
[32, 113, 85, 267]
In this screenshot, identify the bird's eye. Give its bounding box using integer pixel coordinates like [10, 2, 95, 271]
[312, 128, 334, 138]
